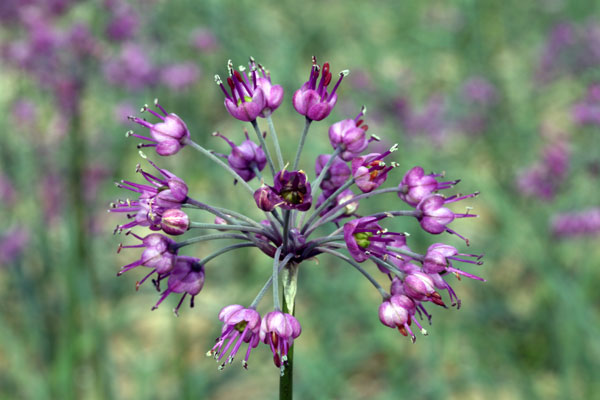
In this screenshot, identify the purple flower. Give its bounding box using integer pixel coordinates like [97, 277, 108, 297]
[215, 60, 266, 122]
[572, 84, 600, 127]
[208, 305, 261, 369]
[293, 57, 348, 121]
[461, 77, 497, 106]
[416, 193, 478, 243]
[315, 154, 350, 192]
[214, 131, 266, 182]
[398, 166, 459, 207]
[423, 243, 484, 279]
[111, 160, 188, 232]
[0, 228, 29, 266]
[402, 272, 445, 307]
[251, 59, 284, 117]
[105, 4, 139, 42]
[160, 62, 200, 91]
[190, 28, 219, 52]
[117, 232, 177, 284]
[254, 170, 312, 212]
[351, 146, 398, 193]
[260, 311, 301, 368]
[551, 208, 600, 237]
[129, 100, 190, 156]
[103, 43, 156, 91]
[516, 141, 569, 201]
[328, 107, 370, 161]
[343, 215, 406, 263]
[152, 256, 205, 315]
[379, 295, 423, 342]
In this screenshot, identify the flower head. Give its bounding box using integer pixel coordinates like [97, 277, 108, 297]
[343, 215, 406, 263]
[128, 99, 190, 156]
[208, 305, 261, 369]
[379, 294, 424, 342]
[292, 56, 348, 121]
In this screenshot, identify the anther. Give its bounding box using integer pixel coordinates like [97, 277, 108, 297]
[214, 74, 222, 84]
[340, 69, 350, 76]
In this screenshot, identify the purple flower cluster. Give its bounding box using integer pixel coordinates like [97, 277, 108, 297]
[113, 56, 483, 371]
[516, 140, 569, 201]
[551, 208, 600, 238]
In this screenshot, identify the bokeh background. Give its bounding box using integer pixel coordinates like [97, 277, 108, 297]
[1, 0, 600, 399]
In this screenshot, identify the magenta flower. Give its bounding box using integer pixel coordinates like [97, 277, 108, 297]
[328, 108, 370, 161]
[260, 311, 301, 368]
[351, 147, 398, 193]
[160, 62, 200, 91]
[208, 305, 261, 369]
[423, 243, 484, 280]
[343, 215, 406, 263]
[117, 232, 177, 288]
[214, 131, 266, 182]
[215, 60, 266, 122]
[152, 256, 205, 315]
[129, 100, 190, 156]
[378, 294, 425, 342]
[293, 57, 348, 121]
[251, 58, 284, 117]
[315, 154, 351, 193]
[399, 166, 459, 207]
[416, 193, 478, 243]
[111, 160, 188, 232]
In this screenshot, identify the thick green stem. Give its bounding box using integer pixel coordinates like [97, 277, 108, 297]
[279, 262, 298, 400]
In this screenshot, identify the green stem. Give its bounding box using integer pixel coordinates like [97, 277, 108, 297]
[279, 268, 296, 400]
[292, 118, 312, 170]
[251, 119, 276, 176]
[266, 114, 285, 169]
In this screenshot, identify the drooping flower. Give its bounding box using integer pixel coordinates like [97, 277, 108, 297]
[259, 311, 301, 368]
[117, 232, 177, 287]
[328, 107, 370, 161]
[293, 56, 348, 121]
[416, 193, 478, 243]
[402, 272, 446, 307]
[422, 243, 484, 279]
[152, 256, 205, 315]
[314, 154, 351, 193]
[208, 305, 261, 369]
[398, 166, 459, 207]
[214, 131, 266, 182]
[128, 99, 190, 156]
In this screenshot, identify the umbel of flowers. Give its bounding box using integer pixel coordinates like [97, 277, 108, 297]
[112, 57, 483, 375]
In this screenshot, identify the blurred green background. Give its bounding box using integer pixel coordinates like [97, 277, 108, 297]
[1, 0, 600, 399]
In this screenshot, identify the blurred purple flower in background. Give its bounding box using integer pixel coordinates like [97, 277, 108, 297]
[551, 208, 600, 237]
[572, 83, 600, 127]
